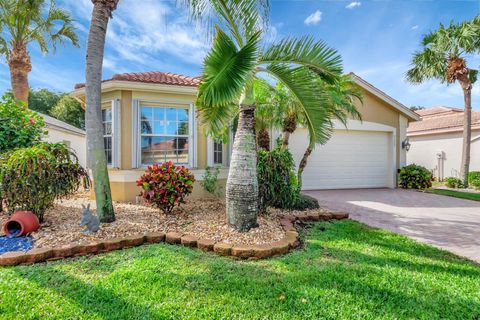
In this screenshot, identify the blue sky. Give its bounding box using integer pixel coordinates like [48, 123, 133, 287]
[1, 0, 479, 109]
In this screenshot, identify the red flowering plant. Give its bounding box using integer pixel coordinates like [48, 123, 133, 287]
[137, 161, 195, 213]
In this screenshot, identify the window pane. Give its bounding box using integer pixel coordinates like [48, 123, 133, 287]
[104, 137, 111, 150]
[153, 107, 165, 121]
[141, 120, 153, 134]
[166, 108, 177, 121]
[178, 108, 188, 121]
[166, 122, 177, 135]
[103, 123, 112, 135]
[153, 121, 165, 135]
[177, 122, 189, 135]
[106, 150, 112, 165]
[102, 108, 112, 122]
[176, 137, 188, 151]
[140, 107, 153, 122]
[177, 149, 189, 164]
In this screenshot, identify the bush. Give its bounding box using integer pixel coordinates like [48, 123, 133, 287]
[257, 147, 298, 212]
[0, 94, 46, 152]
[399, 164, 433, 189]
[201, 166, 220, 195]
[445, 177, 465, 189]
[0, 142, 89, 222]
[468, 171, 480, 189]
[294, 194, 320, 210]
[137, 162, 195, 213]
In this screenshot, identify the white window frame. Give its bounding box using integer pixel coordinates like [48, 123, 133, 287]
[101, 99, 121, 168]
[132, 99, 196, 168]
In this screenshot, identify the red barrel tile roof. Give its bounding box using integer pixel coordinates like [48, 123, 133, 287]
[75, 71, 200, 89]
[408, 106, 480, 135]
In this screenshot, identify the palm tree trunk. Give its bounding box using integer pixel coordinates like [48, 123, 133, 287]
[297, 145, 312, 192]
[257, 128, 270, 150]
[460, 85, 472, 186]
[85, 1, 117, 223]
[8, 43, 31, 107]
[282, 131, 290, 149]
[226, 104, 259, 231]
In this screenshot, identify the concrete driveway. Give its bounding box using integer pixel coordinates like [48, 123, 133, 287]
[306, 189, 480, 263]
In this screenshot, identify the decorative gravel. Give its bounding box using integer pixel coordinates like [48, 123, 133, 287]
[0, 193, 327, 249]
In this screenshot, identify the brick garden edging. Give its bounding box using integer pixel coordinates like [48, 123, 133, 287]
[0, 212, 349, 266]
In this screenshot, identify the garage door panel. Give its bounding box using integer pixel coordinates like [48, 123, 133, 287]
[290, 129, 392, 190]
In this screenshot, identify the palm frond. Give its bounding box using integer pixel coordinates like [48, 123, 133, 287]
[260, 36, 343, 84]
[197, 28, 261, 135]
[406, 48, 447, 84]
[262, 63, 334, 146]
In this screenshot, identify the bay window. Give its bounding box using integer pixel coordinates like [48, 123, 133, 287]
[140, 105, 190, 165]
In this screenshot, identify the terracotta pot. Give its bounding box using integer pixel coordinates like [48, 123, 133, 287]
[2, 211, 40, 237]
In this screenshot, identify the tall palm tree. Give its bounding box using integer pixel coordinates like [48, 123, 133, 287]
[296, 74, 362, 190]
[406, 19, 479, 186]
[190, 0, 342, 231]
[0, 0, 78, 106]
[85, 0, 119, 223]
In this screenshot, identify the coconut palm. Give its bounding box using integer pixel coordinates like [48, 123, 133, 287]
[406, 19, 479, 186]
[85, 0, 119, 223]
[0, 0, 78, 106]
[190, 0, 343, 231]
[296, 74, 362, 190]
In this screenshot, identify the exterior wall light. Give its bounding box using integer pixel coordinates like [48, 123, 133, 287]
[402, 138, 411, 151]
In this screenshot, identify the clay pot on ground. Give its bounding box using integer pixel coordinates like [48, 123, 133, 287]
[2, 211, 40, 237]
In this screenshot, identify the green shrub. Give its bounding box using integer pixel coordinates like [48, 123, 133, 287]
[137, 162, 195, 214]
[445, 177, 465, 189]
[294, 194, 320, 210]
[201, 166, 220, 195]
[0, 94, 46, 152]
[399, 164, 432, 189]
[257, 147, 298, 212]
[468, 171, 480, 189]
[0, 142, 89, 222]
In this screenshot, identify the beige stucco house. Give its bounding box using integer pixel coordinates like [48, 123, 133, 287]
[71, 71, 419, 202]
[407, 106, 480, 180]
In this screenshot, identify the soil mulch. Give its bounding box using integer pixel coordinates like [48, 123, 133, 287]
[0, 194, 328, 249]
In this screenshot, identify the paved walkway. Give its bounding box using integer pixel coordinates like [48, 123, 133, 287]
[306, 189, 480, 263]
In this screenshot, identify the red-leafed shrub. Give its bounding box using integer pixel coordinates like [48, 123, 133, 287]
[137, 162, 195, 213]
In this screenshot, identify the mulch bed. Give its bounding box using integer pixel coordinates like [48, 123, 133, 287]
[0, 193, 330, 250]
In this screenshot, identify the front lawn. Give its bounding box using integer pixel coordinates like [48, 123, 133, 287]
[1, 220, 479, 319]
[429, 188, 480, 202]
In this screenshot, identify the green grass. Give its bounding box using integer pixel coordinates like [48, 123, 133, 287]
[1, 220, 479, 319]
[429, 188, 480, 202]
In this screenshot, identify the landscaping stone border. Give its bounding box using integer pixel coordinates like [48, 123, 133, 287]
[0, 212, 349, 266]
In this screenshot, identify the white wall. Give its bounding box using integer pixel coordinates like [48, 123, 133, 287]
[407, 130, 480, 179]
[44, 128, 87, 168]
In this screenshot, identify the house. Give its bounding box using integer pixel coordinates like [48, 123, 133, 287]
[71, 71, 419, 202]
[39, 112, 87, 168]
[407, 106, 480, 180]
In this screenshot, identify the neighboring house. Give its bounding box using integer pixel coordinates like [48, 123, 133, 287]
[38, 112, 87, 168]
[407, 106, 480, 180]
[71, 71, 418, 202]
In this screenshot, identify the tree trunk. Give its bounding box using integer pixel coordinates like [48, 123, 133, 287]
[257, 128, 270, 150]
[297, 145, 312, 192]
[85, 1, 117, 223]
[460, 85, 472, 186]
[226, 104, 259, 231]
[282, 131, 290, 149]
[281, 114, 296, 149]
[8, 43, 31, 107]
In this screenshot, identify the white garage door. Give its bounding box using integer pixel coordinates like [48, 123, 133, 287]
[289, 129, 393, 189]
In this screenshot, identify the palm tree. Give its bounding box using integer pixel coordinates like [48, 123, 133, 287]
[190, 0, 343, 231]
[0, 0, 78, 106]
[296, 74, 362, 190]
[85, 0, 119, 223]
[406, 19, 479, 186]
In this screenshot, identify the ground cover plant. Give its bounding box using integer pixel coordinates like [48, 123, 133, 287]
[430, 188, 480, 202]
[0, 220, 478, 319]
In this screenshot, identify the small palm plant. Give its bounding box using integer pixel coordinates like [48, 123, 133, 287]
[0, 0, 79, 106]
[406, 18, 480, 186]
[190, 0, 343, 231]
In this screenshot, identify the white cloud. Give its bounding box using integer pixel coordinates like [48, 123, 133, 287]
[304, 10, 322, 25]
[346, 2, 361, 9]
[411, 25, 419, 30]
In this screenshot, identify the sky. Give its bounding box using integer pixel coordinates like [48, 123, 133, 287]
[1, 0, 480, 109]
